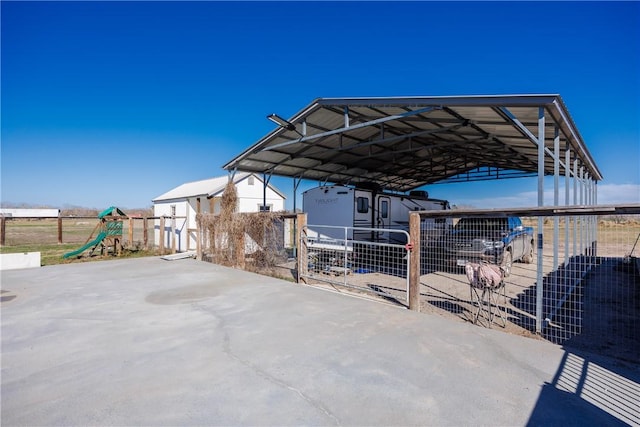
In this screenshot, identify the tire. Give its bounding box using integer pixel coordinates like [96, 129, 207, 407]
[502, 250, 513, 277]
[522, 241, 534, 264]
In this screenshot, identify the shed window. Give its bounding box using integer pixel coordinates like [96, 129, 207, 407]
[357, 197, 369, 213]
[248, 176, 255, 185]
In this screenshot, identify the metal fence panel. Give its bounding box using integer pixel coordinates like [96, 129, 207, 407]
[417, 210, 640, 363]
[301, 225, 410, 304]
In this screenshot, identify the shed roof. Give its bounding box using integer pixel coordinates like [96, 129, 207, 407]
[224, 95, 602, 192]
[152, 173, 286, 202]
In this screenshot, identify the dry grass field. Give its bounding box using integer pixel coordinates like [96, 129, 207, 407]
[0, 218, 157, 265]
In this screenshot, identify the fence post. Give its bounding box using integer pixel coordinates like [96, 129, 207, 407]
[170, 206, 176, 254]
[159, 216, 165, 254]
[57, 215, 63, 244]
[128, 218, 134, 247]
[196, 217, 202, 260]
[171, 215, 176, 254]
[143, 217, 148, 249]
[0, 216, 5, 246]
[296, 213, 307, 284]
[409, 212, 421, 312]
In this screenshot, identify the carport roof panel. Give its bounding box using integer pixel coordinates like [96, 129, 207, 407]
[224, 95, 602, 191]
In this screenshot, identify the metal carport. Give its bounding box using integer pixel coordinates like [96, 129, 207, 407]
[223, 94, 602, 210]
[223, 94, 606, 325]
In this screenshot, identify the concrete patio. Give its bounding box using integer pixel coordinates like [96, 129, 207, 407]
[1, 257, 638, 426]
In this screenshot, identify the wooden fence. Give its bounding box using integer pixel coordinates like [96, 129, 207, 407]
[0, 215, 185, 254]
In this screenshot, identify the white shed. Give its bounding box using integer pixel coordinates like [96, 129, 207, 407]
[152, 173, 286, 252]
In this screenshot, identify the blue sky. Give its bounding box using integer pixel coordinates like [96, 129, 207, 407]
[2, 1, 639, 210]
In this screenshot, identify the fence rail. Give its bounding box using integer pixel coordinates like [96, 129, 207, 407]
[0, 215, 184, 252]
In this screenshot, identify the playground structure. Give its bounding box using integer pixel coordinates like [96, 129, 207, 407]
[63, 207, 127, 259]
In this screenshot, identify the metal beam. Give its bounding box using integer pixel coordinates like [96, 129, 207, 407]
[415, 203, 640, 218]
[496, 106, 570, 173]
[262, 107, 437, 153]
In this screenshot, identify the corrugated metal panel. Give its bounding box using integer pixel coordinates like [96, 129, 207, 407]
[224, 95, 602, 191]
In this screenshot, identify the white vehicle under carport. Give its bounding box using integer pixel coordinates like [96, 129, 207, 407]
[302, 184, 451, 245]
[302, 184, 451, 275]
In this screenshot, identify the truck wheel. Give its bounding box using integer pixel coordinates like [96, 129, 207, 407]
[502, 250, 513, 277]
[522, 243, 534, 264]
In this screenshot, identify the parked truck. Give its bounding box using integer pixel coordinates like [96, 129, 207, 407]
[441, 216, 534, 277]
[302, 184, 451, 244]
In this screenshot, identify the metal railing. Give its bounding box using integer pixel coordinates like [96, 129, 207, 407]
[299, 224, 411, 304]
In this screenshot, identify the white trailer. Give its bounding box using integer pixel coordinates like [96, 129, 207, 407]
[302, 185, 451, 244]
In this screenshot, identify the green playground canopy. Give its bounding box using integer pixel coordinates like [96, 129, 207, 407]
[98, 206, 127, 219]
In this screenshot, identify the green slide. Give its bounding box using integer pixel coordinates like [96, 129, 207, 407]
[63, 232, 108, 259]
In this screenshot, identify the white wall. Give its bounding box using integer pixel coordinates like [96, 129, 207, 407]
[234, 176, 285, 212]
[153, 176, 285, 252]
[153, 200, 189, 251]
[0, 252, 41, 270]
[0, 208, 60, 218]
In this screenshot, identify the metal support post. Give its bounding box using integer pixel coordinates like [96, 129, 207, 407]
[593, 179, 598, 256]
[573, 159, 578, 257]
[553, 127, 560, 271]
[579, 167, 584, 254]
[535, 107, 545, 333]
[564, 146, 571, 266]
[292, 177, 302, 257]
[262, 172, 273, 212]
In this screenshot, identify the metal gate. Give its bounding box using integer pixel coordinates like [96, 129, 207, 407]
[300, 225, 411, 304]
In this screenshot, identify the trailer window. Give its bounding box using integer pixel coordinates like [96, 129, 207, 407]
[380, 200, 388, 218]
[357, 197, 369, 213]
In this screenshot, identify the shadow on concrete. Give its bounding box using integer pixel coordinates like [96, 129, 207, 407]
[527, 348, 640, 426]
[0, 290, 17, 303]
[512, 257, 640, 425]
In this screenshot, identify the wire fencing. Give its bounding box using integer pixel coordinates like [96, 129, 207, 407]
[299, 225, 411, 304]
[418, 207, 640, 363]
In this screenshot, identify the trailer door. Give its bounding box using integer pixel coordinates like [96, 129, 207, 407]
[377, 196, 391, 241]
